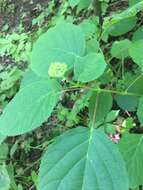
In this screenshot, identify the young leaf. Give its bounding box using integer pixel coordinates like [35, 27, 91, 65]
[129, 40, 143, 68]
[77, 0, 91, 13]
[119, 134, 143, 188]
[69, 0, 80, 7]
[89, 92, 113, 124]
[0, 79, 61, 136]
[111, 39, 131, 60]
[0, 165, 10, 190]
[39, 127, 129, 190]
[105, 110, 119, 123]
[31, 22, 85, 78]
[74, 53, 106, 83]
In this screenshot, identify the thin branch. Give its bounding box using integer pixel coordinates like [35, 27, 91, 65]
[92, 0, 103, 25]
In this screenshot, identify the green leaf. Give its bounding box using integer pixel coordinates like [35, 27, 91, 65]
[103, 1, 143, 38]
[105, 110, 119, 123]
[129, 0, 142, 6]
[86, 38, 99, 54]
[119, 133, 143, 188]
[89, 92, 113, 124]
[115, 74, 143, 111]
[0, 133, 6, 144]
[0, 143, 8, 160]
[0, 79, 61, 136]
[111, 39, 131, 59]
[74, 53, 106, 83]
[104, 123, 116, 134]
[31, 22, 85, 78]
[129, 40, 143, 68]
[115, 95, 138, 111]
[39, 127, 129, 190]
[20, 69, 46, 89]
[122, 117, 134, 132]
[109, 16, 137, 36]
[77, 0, 91, 12]
[0, 165, 10, 190]
[137, 96, 143, 124]
[132, 26, 143, 41]
[69, 0, 80, 7]
[79, 19, 97, 39]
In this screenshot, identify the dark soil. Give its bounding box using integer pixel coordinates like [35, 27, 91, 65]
[0, 0, 49, 32]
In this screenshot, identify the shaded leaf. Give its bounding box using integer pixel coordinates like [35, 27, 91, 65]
[137, 96, 143, 124]
[115, 74, 143, 111]
[132, 26, 143, 41]
[119, 134, 143, 188]
[129, 40, 143, 68]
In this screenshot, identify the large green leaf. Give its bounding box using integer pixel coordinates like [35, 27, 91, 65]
[20, 69, 46, 89]
[79, 19, 97, 39]
[129, 40, 143, 68]
[119, 134, 143, 188]
[31, 22, 85, 78]
[86, 38, 99, 54]
[0, 166, 10, 190]
[89, 92, 113, 124]
[39, 127, 129, 190]
[0, 79, 61, 136]
[74, 53, 106, 83]
[109, 17, 137, 36]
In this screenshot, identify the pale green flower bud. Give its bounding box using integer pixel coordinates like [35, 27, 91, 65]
[48, 62, 68, 78]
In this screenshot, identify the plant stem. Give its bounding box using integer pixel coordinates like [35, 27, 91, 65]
[92, 0, 103, 24]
